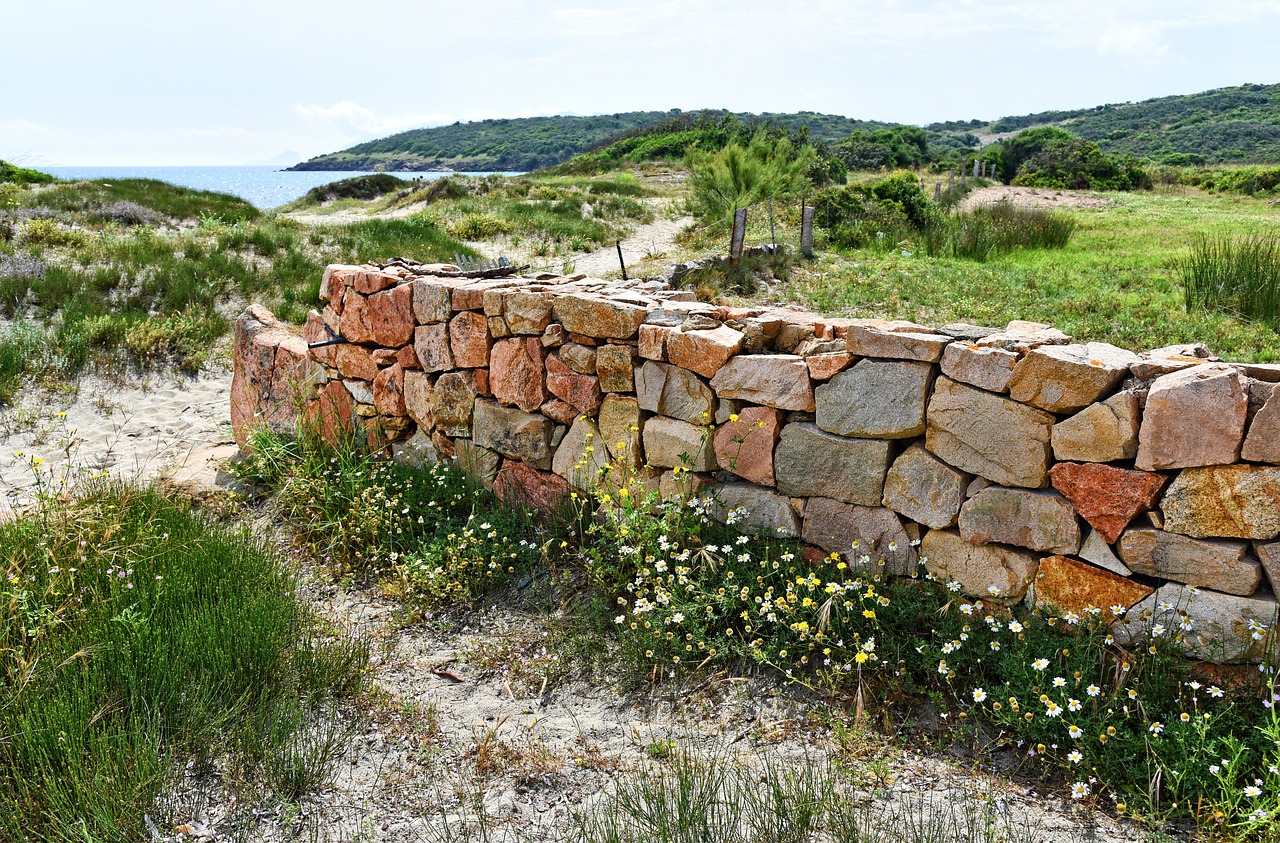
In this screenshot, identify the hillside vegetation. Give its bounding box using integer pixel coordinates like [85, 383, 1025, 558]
[289, 109, 891, 172]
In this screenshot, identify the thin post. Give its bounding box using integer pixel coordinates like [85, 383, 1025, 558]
[801, 205, 815, 259]
[615, 240, 628, 281]
[934, 181, 942, 202]
[972, 159, 979, 179]
[767, 197, 776, 249]
[729, 207, 748, 263]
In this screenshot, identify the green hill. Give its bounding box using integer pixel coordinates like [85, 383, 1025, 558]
[933, 83, 1280, 164]
[288, 110, 891, 173]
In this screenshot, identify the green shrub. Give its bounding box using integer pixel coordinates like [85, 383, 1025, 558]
[0, 159, 55, 185]
[1012, 137, 1147, 191]
[299, 173, 405, 204]
[18, 217, 88, 248]
[445, 212, 514, 240]
[1182, 233, 1280, 327]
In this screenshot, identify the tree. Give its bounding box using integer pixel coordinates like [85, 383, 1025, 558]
[685, 131, 815, 226]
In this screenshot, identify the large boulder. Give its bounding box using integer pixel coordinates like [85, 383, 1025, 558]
[1116, 528, 1262, 596]
[774, 423, 892, 506]
[1029, 555, 1154, 620]
[471, 399, 555, 469]
[552, 293, 648, 339]
[815, 359, 934, 439]
[924, 377, 1055, 488]
[958, 487, 1081, 555]
[636, 361, 716, 424]
[1135, 364, 1247, 470]
[882, 443, 971, 529]
[921, 529, 1040, 600]
[1160, 465, 1280, 540]
[1049, 462, 1167, 543]
[1111, 583, 1279, 663]
[709, 355, 815, 411]
[1006, 342, 1137, 414]
[802, 498, 916, 575]
[1051, 390, 1141, 463]
[713, 406, 782, 487]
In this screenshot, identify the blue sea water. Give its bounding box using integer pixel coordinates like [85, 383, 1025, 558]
[41, 166, 518, 210]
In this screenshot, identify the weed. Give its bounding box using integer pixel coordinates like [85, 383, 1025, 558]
[1182, 232, 1280, 327]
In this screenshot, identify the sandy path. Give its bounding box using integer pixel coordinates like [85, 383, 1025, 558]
[568, 214, 691, 278]
[957, 185, 1113, 212]
[0, 366, 236, 512]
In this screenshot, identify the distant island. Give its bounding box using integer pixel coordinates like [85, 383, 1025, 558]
[288, 83, 1280, 173]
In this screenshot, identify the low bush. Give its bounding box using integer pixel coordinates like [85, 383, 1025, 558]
[299, 173, 405, 205]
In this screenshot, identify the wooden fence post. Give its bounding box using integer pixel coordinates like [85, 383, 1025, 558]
[934, 181, 942, 202]
[801, 206, 815, 259]
[729, 207, 748, 263]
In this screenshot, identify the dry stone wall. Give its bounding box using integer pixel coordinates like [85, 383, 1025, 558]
[233, 262, 1280, 665]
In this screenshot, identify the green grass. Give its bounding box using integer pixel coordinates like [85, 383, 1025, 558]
[1182, 232, 1280, 327]
[21, 178, 260, 224]
[0, 481, 370, 841]
[770, 190, 1280, 361]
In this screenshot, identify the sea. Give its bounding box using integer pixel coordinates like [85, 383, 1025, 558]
[41, 166, 520, 210]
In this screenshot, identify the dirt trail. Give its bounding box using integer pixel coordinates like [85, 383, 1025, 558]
[957, 185, 1113, 212]
[569, 213, 692, 278]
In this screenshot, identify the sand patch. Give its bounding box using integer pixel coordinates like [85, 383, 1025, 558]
[957, 185, 1113, 212]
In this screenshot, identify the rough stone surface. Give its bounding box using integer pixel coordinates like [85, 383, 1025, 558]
[882, 443, 971, 529]
[1257, 541, 1280, 594]
[642, 415, 716, 471]
[540, 398, 579, 426]
[412, 279, 452, 324]
[666, 325, 744, 378]
[709, 355, 815, 411]
[636, 361, 716, 424]
[1051, 390, 1141, 463]
[816, 359, 933, 439]
[308, 379, 355, 445]
[1079, 529, 1133, 577]
[806, 352, 854, 380]
[546, 354, 603, 416]
[414, 323, 454, 373]
[1117, 528, 1262, 595]
[335, 344, 378, 381]
[1030, 555, 1154, 620]
[373, 363, 407, 417]
[1160, 465, 1280, 540]
[925, 377, 1055, 488]
[493, 459, 570, 513]
[1242, 388, 1280, 464]
[974, 320, 1072, 353]
[453, 440, 500, 488]
[940, 343, 1018, 393]
[921, 529, 1040, 600]
[958, 487, 1081, 554]
[503, 291, 553, 334]
[560, 343, 597, 374]
[430, 371, 477, 436]
[638, 324, 671, 361]
[351, 270, 401, 295]
[1049, 462, 1168, 543]
[802, 498, 916, 576]
[599, 394, 644, 468]
[362, 283, 415, 347]
[774, 423, 892, 506]
[713, 481, 802, 539]
[713, 406, 782, 486]
[552, 294, 648, 339]
[391, 429, 440, 470]
[490, 338, 548, 413]
[449, 311, 491, 369]
[472, 399, 555, 469]
[1007, 343, 1138, 413]
[552, 416, 609, 489]
[1112, 583, 1279, 663]
[1136, 364, 1247, 470]
[231, 305, 309, 447]
[847, 325, 950, 362]
[403, 370, 434, 427]
[596, 344, 636, 392]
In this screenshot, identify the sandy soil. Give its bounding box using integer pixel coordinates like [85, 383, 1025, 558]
[0, 364, 237, 513]
[957, 185, 1114, 212]
[569, 213, 692, 278]
[159, 592, 1147, 843]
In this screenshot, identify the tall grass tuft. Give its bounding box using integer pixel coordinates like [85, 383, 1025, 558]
[0, 481, 370, 841]
[926, 201, 1078, 261]
[1182, 232, 1280, 327]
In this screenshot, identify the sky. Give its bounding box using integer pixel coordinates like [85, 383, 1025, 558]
[4, 0, 1280, 166]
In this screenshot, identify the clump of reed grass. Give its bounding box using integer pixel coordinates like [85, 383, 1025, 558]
[925, 201, 1077, 261]
[1182, 232, 1280, 327]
